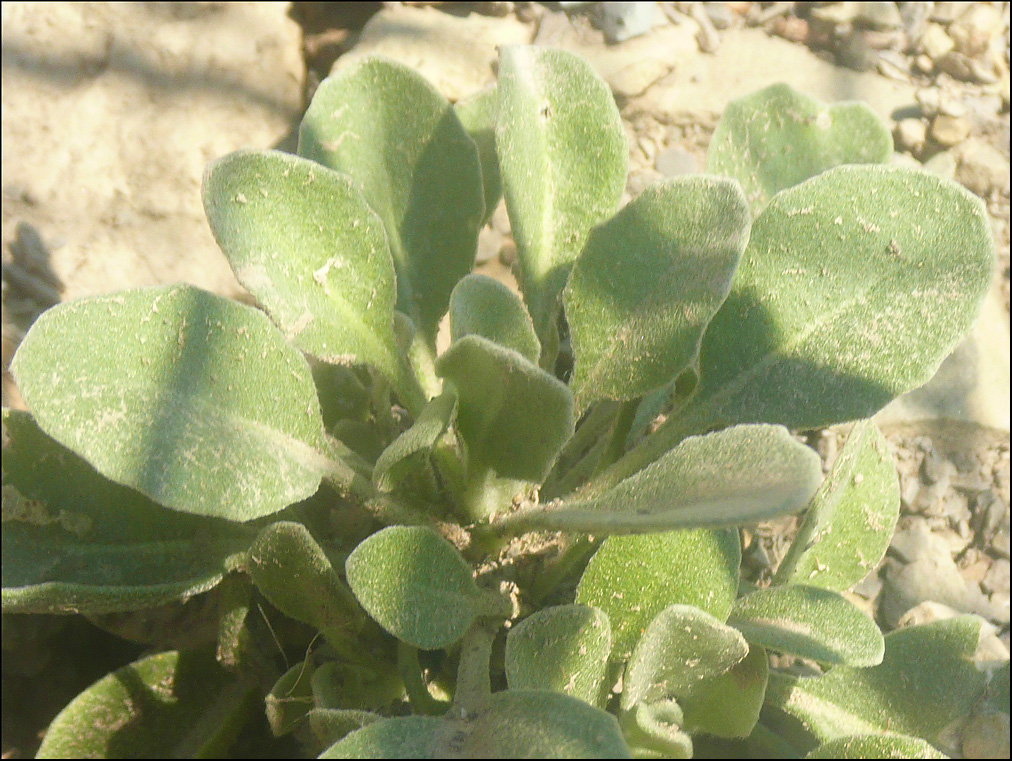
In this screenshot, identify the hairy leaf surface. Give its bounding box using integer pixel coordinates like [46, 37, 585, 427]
[576, 529, 740, 660]
[345, 526, 481, 649]
[202, 150, 422, 412]
[775, 420, 899, 590]
[806, 733, 948, 759]
[449, 274, 540, 363]
[680, 645, 768, 739]
[11, 285, 333, 521]
[621, 166, 995, 475]
[36, 651, 255, 759]
[454, 85, 501, 226]
[247, 522, 360, 649]
[1, 410, 251, 614]
[729, 584, 884, 666]
[436, 335, 573, 485]
[299, 57, 484, 344]
[505, 604, 612, 707]
[767, 617, 987, 744]
[496, 45, 627, 345]
[511, 425, 822, 533]
[707, 83, 892, 214]
[622, 605, 748, 710]
[565, 176, 749, 409]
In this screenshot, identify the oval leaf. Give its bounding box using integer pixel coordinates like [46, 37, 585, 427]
[706, 83, 892, 214]
[36, 650, 255, 759]
[458, 691, 631, 759]
[1, 410, 250, 614]
[202, 150, 420, 411]
[622, 605, 749, 711]
[576, 529, 740, 661]
[564, 176, 749, 409]
[247, 522, 360, 648]
[10, 285, 332, 521]
[767, 616, 987, 744]
[299, 57, 484, 344]
[496, 45, 627, 344]
[510, 424, 823, 534]
[806, 733, 948, 759]
[650, 165, 994, 449]
[729, 584, 884, 667]
[345, 526, 480, 649]
[436, 335, 574, 485]
[320, 715, 445, 759]
[775, 420, 899, 590]
[680, 644, 768, 739]
[322, 692, 630, 759]
[449, 274, 540, 364]
[505, 604, 612, 707]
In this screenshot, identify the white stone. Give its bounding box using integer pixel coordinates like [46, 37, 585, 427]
[331, 4, 531, 102]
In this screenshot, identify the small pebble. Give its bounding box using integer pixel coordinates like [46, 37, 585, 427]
[962, 711, 1011, 761]
[916, 86, 942, 116]
[919, 22, 955, 60]
[895, 117, 927, 153]
[654, 146, 698, 177]
[930, 113, 972, 146]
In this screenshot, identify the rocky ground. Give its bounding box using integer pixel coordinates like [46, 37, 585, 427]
[2, 2, 1010, 758]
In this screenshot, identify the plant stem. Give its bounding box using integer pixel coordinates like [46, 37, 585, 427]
[541, 435, 608, 502]
[406, 330, 443, 406]
[398, 642, 451, 716]
[555, 401, 619, 472]
[593, 399, 640, 476]
[452, 620, 497, 715]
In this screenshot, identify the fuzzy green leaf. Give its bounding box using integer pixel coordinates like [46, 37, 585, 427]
[454, 85, 501, 227]
[247, 522, 360, 649]
[1, 409, 250, 614]
[322, 691, 630, 758]
[36, 650, 256, 759]
[656, 166, 994, 445]
[299, 57, 484, 344]
[373, 390, 457, 492]
[436, 335, 574, 484]
[202, 150, 422, 412]
[729, 584, 884, 666]
[806, 733, 948, 759]
[449, 274, 540, 363]
[345, 526, 481, 649]
[320, 716, 445, 759]
[10, 285, 335, 521]
[775, 420, 899, 590]
[767, 617, 987, 744]
[680, 644, 768, 739]
[706, 83, 892, 214]
[509, 424, 822, 534]
[621, 701, 694, 759]
[496, 45, 627, 345]
[622, 605, 749, 711]
[455, 691, 631, 759]
[576, 529, 740, 661]
[564, 176, 749, 409]
[505, 604, 612, 707]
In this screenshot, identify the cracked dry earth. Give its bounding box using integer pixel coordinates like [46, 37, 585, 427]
[2, 2, 1010, 758]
